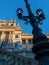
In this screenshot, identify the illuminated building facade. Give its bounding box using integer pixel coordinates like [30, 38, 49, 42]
[0, 19, 33, 51]
[0, 19, 49, 51]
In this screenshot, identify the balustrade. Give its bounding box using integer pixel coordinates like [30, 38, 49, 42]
[0, 47, 38, 65]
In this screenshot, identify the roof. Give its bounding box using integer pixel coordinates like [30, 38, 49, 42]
[0, 19, 22, 31]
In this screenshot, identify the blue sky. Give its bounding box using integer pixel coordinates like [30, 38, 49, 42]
[0, 0, 49, 34]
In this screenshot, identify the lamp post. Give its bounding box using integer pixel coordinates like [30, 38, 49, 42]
[16, 7, 45, 25]
[16, 0, 49, 65]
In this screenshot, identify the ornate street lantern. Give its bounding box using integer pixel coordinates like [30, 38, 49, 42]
[16, 8, 23, 19]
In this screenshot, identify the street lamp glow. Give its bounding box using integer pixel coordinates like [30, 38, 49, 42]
[16, 8, 23, 19]
[36, 9, 45, 20]
[36, 9, 43, 15]
[16, 8, 23, 14]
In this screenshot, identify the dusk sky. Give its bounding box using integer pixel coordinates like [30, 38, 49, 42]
[0, 0, 49, 34]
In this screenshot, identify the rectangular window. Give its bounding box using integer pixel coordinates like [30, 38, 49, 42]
[15, 44, 18, 49]
[28, 40, 31, 44]
[22, 40, 26, 44]
[2, 42, 6, 47]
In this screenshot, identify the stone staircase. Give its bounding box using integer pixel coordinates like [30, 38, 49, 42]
[0, 43, 39, 65]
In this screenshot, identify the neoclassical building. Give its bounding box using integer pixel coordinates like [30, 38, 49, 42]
[0, 19, 49, 51]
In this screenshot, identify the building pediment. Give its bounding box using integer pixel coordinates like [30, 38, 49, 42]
[0, 19, 22, 31]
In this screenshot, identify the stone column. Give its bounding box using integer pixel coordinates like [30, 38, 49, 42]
[11, 31, 14, 42]
[20, 34, 22, 46]
[26, 39, 28, 51]
[0, 32, 2, 41]
[0, 33, 2, 46]
[9, 32, 11, 42]
[1, 31, 4, 41]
